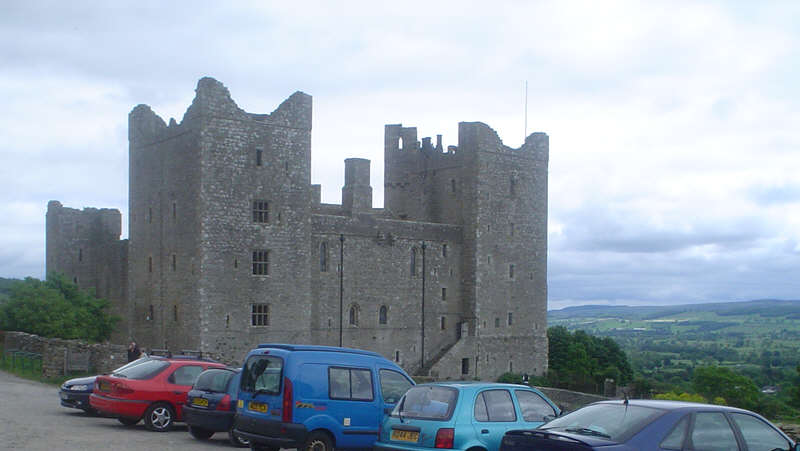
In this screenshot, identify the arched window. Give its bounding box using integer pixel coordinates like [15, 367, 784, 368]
[349, 304, 360, 326]
[379, 306, 388, 325]
[320, 241, 328, 272]
[410, 247, 417, 277]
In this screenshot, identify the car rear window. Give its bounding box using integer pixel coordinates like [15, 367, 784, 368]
[241, 355, 283, 394]
[112, 359, 170, 380]
[540, 403, 664, 443]
[194, 369, 234, 392]
[393, 386, 458, 420]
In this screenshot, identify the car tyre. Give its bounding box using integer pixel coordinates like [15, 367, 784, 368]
[117, 416, 139, 426]
[189, 426, 214, 440]
[229, 429, 251, 447]
[144, 402, 175, 432]
[302, 431, 333, 451]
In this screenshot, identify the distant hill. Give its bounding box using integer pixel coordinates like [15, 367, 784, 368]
[548, 299, 800, 391]
[549, 299, 800, 321]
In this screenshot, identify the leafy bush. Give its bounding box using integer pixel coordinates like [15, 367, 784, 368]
[0, 273, 119, 342]
[654, 392, 707, 403]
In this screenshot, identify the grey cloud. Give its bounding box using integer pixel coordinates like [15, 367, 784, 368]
[749, 183, 800, 205]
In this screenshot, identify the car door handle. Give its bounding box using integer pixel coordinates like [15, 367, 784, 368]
[481, 429, 489, 434]
[173, 391, 183, 395]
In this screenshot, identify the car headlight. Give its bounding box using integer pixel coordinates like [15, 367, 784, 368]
[70, 384, 89, 391]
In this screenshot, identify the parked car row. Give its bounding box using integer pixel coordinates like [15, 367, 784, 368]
[59, 344, 799, 451]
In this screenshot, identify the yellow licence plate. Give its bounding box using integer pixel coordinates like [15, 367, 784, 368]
[249, 401, 269, 413]
[192, 397, 209, 407]
[391, 430, 419, 442]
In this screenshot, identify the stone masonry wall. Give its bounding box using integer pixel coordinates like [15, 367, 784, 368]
[4, 331, 127, 379]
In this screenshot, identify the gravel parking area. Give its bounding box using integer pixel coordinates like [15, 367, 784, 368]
[0, 370, 244, 450]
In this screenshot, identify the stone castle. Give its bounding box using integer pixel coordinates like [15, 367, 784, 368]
[46, 77, 549, 380]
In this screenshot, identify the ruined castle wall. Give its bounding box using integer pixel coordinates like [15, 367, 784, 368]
[191, 79, 314, 364]
[45, 201, 128, 342]
[127, 99, 203, 352]
[311, 213, 463, 373]
[460, 122, 549, 378]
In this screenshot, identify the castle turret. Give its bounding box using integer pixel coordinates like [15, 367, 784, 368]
[342, 158, 372, 213]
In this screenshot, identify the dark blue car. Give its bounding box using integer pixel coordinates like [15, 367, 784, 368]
[499, 399, 799, 451]
[183, 367, 249, 447]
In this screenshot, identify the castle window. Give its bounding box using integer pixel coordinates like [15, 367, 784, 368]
[172, 202, 176, 220]
[173, 304, 178, 322]
[320, 241, 328, 272]
[253, 200, 269, 223]
[395, 351, 400, 362]
[73, 276, 78, 284]
[510, 223, 515, 237]
[148, 208, 153, 224]
[509, 264, 515, 279]
[451, 179, 456, 193]
[328, 318, 332, 328]
[440, 316, 446, 330]
[78, 248, 83, 262]
[148, 256, 153, 273]
[509, 361, 513, 372]
[495, 317, 500, 328]
[461, 358, 470, 375]
[171, 254, 176, 271]
[349, 304, 360, 326]
[441, 287, 447, 301]
[510, 177, 516, 196]
[410, 248, 417, 277]
[256, 148, 263, 166]
[442, 244, 447, 258]
[147, 305, 154, 321]
[234, 258, 238, 269]
[252, 250, 270, 275]
[508, 312, 513, 326]
[379, 305, 388, 325]
[251, 303, 269, 326]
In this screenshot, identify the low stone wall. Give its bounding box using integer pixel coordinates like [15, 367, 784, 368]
[535, 386, 610, 412]
[3, 331, 126, 378]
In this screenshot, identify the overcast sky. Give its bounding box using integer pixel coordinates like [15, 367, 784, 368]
[1, 1, 798, 309]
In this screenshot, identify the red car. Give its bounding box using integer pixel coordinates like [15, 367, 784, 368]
[90, 356, 226, 431]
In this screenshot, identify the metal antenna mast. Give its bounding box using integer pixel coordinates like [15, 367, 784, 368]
[524, 80, 528, 142]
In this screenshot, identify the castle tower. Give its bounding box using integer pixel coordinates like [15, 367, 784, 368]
[46, 200, 128, 341]
[128, 78, 314, 356]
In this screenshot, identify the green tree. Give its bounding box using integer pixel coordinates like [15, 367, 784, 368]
[692, 366, 760, 410]
[0, 273, 119, 341]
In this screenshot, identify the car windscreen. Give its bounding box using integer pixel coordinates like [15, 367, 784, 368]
[392, 385, 458, 420]
[539, 403, 665, 443]
[241, 355, 283, 394]
[112, 359, 170, 380]
[193, 369, 234, 392]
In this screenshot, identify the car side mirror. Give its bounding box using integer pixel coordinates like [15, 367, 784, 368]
[543, 414, 557, 423]
[384, 407, 393, 414]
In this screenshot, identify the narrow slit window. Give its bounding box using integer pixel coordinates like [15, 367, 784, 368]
[171, 254, 176, 271]
[441, 287, 447, 301]
[320, 241, 328, 272]
[256, 148, 263, 166]
[379, 305, 388, 325]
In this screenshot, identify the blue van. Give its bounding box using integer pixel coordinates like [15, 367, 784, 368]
[234, 344, 415, 451]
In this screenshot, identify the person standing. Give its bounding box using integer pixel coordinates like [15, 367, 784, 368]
[127, 341, 141, 362]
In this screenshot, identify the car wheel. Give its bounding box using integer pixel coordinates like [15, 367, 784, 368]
[229, 429, 251, 447]
[302, 431, 333, 451]
[144, 403, 175, 432]
[189, 426, 214, 440]
[117, 417, 139, 426]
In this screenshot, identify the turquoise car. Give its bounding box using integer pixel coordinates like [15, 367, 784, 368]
[374, 382, 560, 451]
